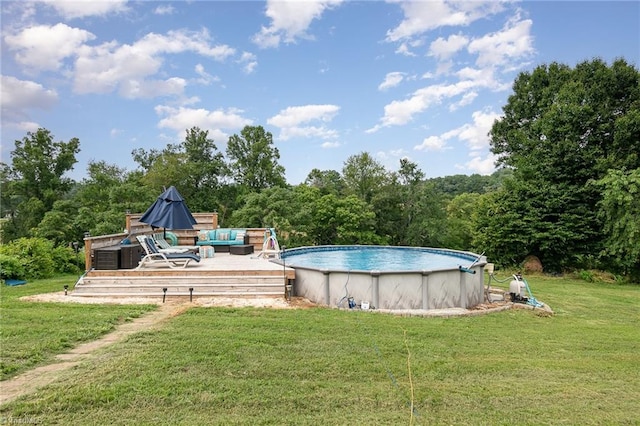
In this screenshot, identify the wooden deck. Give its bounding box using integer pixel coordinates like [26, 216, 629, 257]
[73, 253, 295, 298]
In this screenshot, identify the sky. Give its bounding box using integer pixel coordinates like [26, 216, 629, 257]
[1, 1, 638, 184]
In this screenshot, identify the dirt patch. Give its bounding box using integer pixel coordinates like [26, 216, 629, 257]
[19, 292, 316, 309]
[20, 292, 164, 305]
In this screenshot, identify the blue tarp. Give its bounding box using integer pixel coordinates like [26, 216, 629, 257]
[5, 279, 27, 286]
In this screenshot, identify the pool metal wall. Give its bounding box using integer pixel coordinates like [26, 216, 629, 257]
[291, 266, 485, 310]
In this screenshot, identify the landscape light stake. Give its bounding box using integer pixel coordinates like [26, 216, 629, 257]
[189, 287, 194, 302]
[162, 287, 168, 303]
[64, 285, 68, 296]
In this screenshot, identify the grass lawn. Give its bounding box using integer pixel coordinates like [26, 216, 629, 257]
[0, 275, 157, 380]
[1, 275, 639, 425]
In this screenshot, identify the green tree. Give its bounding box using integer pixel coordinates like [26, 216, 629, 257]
[596, 168, 640, 281]
[35, 199, 79, 246]
[133, 127, 227, 212]
[444, 192, 482, 251]
[68, 162, 154, 239]
[303, 193, 381, 245]
[0, 129, 80, 241]
[226, 125, 286, 191]
[397, 157, 425, 186]
[429, 172, 507, 196]
[304, 168, 344, 195]
[486, 58, 640, 271]
[404, 182, 448, 248]
[371, 158, 425, 245]
[230, 186, 297, 230]
[342, 152, 388, 203]
[472, 189, 532, 267]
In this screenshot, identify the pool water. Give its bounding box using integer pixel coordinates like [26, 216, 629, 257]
[282, 246, 477, 272]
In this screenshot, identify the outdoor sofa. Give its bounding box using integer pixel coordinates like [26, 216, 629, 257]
[195, 228, 250, 252]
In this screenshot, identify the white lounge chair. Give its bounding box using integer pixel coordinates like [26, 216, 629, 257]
[136, 236, 201, 269]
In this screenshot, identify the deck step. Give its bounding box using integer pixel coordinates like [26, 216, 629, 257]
[70, 291, 285, 298]
[73, 286, 283, 294]
[78, 275, 285, 285]
[72, 252, 293, 298]
[73, 274, 286, 297]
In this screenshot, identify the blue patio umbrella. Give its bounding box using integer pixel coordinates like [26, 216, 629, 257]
[139, 186, 197, 236]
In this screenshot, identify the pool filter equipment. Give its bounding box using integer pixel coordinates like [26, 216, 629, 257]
[348, 297, 356, 309]
[509, 274, 528, 303]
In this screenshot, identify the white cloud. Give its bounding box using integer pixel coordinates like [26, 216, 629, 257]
[394, 38, 425, 56]
[154, 5, 175, 15]
[455, 109, 500, 151]
[395, 42, 416, 57]
[268, 104, 340, 141]
[378, 72, 405, 91]
[194, 64, 220, 85]
[416, 109, 500, 171]
[42, 0, 129, 19]
[155, 105, 253, 141]
[73, 29, 235, 98]
[449, 91, 477, 111]
[119, 77, 187, 99]
[367, 80, 475, 131]
[414, 135, 448, 151]
[1, 75, 58, 110]
[321, 141, 340, 148]
[238, 52, 258, 74]
[457, 153, 498, 175]
[428, 33, 469, 61]
[4, 23, 95, 72]
[390, 149, 409, 158]
[1, 75, 58, 130]
[280, 126, 339, 141]
[468, 16, 534, 68]
[252, 0, 343, 48]
[386, 0, 506, 42]
[268, 104, 339, 128]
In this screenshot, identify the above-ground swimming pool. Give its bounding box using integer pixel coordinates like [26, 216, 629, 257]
[279, 245, 487, 311]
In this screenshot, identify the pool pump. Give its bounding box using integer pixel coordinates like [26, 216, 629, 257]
[509, 274, 528, 303]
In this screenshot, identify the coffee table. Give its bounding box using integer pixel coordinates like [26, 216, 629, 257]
[229, 244, 254, 255]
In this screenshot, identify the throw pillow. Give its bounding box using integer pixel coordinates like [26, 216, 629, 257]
[218, 232, 230, 241]
[197, 230, 209, 241]
[235, 232, 245, 241]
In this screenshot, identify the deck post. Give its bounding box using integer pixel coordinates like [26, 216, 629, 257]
[459, 271, 467, 309]
[323, 270, 331, 306]
[422, 270, 431, 310]
[371, 271, 380, 310]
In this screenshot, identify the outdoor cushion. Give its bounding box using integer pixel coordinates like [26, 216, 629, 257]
[195, 228, 248, 246]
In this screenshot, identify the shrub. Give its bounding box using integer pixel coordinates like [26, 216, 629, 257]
[51, 246, 82, 274]
[0, 237, 59, 279]
[0, 254, 26, 280]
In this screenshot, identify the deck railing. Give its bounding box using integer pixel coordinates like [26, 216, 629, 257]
[83, 212, 271, 270]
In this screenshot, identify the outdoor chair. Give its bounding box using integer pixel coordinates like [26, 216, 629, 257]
[136, 236, 201, 269]
[152, 233, 197, 254]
